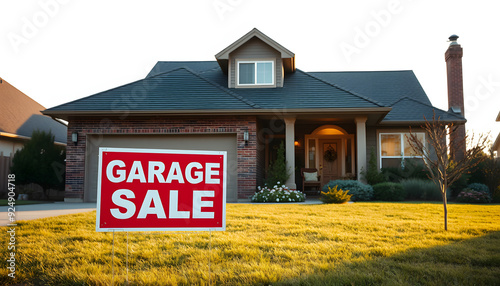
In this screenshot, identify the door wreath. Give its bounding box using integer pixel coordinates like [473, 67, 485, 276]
[323, 145, 337, 162]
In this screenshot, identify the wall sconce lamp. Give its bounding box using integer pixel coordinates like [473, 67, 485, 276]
[71, 131, 78, 146]
[243, 131, 249, 145]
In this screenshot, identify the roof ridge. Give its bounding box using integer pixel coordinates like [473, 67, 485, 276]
[310, 70, 414, 74]
[197, 66, 221, 74]
[391, 96, 466, 120]
[146, 61, 220, 78]
[179, 67, 261, 109]
[299, 69, 386, 107]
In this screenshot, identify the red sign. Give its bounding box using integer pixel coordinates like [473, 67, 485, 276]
[96, 148, 226, 232]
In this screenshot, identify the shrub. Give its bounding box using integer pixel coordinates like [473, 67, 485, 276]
[372, 182, 405, 201]
[320, 186, 352, 204]
[322, 180, 373, 201]
[456, 189, 492, 204]
[382, 159, 429, 183]
[401, 179, 441, 201]
[362, 148, 385, 185]
[10, 130, 66, 194]
[468, 151, 500, 194]
[450, 173, 471, 197]
[466, 183, 490, 195]
[251, 184, 305, 203]
[493, 186, 500, 203]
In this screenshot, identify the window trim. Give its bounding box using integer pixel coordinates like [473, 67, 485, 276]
[236, 60, 275, 86]
[379, 132, 425, 168]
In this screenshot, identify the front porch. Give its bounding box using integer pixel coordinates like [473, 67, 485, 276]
[257, 114, 376, 192]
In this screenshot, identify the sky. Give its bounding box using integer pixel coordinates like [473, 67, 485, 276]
[1, 0, 499, 145]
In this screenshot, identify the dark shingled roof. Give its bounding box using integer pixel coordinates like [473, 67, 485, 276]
[200, 67, 383, 109]
[147, 61, 220, 77]
[382, 97, 465, 123]
[311, 70, 465, 123]
[44, 61, 464, 124]
[310, 70, 431, 106]
[49, 67, 260, 112]
[46, 61, 383, 113]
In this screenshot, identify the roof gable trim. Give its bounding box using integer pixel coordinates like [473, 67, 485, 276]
[215, 28, 295, 60]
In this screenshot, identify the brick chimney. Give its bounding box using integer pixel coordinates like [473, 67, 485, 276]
[445, 34, 466, 161]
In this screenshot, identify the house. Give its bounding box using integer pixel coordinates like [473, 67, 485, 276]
[0, 77, 67, 195]
[493, 112, 500, 158]
[43, 28, 465, 203]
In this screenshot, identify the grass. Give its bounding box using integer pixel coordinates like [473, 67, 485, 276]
[0, 199, 50, 206]
[1, 202, 499, 285]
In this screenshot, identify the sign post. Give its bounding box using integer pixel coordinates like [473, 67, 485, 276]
[96, 147, 227, 232]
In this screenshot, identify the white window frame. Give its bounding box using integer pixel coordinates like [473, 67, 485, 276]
[237, 60, 274, 86]
[379, 132, 425, 168]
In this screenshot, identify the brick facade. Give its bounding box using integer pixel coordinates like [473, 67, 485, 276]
[65, 116, 258, 201]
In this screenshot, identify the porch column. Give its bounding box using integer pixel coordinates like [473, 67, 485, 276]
[355, 116, 367, 183]
[284, 117, 296, 189]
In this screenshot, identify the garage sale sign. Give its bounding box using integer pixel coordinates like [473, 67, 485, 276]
[96, 148, 226, 232]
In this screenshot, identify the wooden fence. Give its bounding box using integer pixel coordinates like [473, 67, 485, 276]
[0, 155, 13, 196]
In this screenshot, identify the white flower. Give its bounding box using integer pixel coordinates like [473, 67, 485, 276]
[276, 198, 280, 202]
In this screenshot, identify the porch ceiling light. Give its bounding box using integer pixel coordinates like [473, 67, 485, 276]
[316, 128, 344, 135]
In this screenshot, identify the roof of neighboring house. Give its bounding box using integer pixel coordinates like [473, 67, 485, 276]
[493, 111, 500, 152]
[0, 77, 67, 144]
[493, 133, 500, 151]
[45, 61, 464, 125]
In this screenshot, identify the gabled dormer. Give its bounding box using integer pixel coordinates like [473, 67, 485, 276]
[215, 28, 295, 88]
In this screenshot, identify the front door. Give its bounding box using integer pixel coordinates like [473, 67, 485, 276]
[319, 139, 341, 185]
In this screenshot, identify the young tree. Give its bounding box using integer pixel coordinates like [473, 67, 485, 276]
[10, 130, 66, 196]
[265, 141, 290, 187]
[407, 115, 487, 230]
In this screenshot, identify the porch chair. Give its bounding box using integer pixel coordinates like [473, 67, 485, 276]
[301, 168, 321, 195]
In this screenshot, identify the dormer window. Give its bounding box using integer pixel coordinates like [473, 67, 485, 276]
[237, 60, 274, 86]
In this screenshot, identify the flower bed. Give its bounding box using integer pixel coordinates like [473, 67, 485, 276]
[251, 184, 306, 203]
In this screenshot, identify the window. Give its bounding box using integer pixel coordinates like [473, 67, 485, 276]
[379, 132, 425, 168]
[237, 61, 274, 85]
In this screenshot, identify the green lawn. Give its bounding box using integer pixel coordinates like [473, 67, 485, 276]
[1, 202, 499, 285]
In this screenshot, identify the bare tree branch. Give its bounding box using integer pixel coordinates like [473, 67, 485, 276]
[407, 112, 488, 230]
